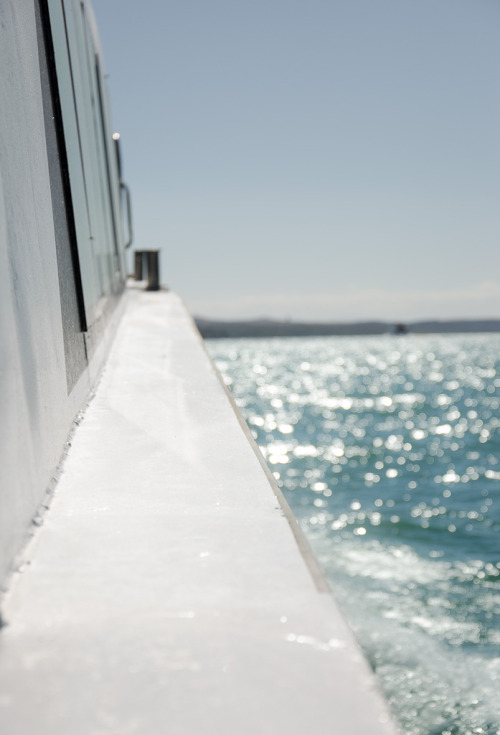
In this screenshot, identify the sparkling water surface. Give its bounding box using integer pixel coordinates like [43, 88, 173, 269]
[207, 334, 500, 735]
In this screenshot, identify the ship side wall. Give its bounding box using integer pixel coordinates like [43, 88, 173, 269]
[0, 0, 127, 585]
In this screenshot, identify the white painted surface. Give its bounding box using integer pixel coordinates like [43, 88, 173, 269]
[0, 0, 85, 580]
[0, 287, 398, 734]
[0, 0, 128, 584]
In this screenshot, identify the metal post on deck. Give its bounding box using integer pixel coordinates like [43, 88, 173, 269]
[145, 251, 159, 291]
[134, 251, 143, 280]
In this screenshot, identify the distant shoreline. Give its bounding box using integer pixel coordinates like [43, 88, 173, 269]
[195, 318, 500, 339]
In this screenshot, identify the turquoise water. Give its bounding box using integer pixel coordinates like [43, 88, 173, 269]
[207, 334, 500, 735]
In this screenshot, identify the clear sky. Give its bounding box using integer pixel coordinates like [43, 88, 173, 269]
[93, 0, 500, 322]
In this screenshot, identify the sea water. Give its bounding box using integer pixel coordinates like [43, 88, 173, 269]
[207, 334, 500, 735]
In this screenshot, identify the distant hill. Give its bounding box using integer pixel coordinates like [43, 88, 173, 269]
[195, 317, 500, 339]
[410, 320, 500, 334]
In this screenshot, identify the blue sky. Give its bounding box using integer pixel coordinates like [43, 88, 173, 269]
[93, 0, 500, 322]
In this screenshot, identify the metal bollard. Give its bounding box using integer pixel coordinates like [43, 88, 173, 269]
[134, 249, 160, 290]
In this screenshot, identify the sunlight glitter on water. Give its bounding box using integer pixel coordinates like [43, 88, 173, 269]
[208, 333, 500, 735]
